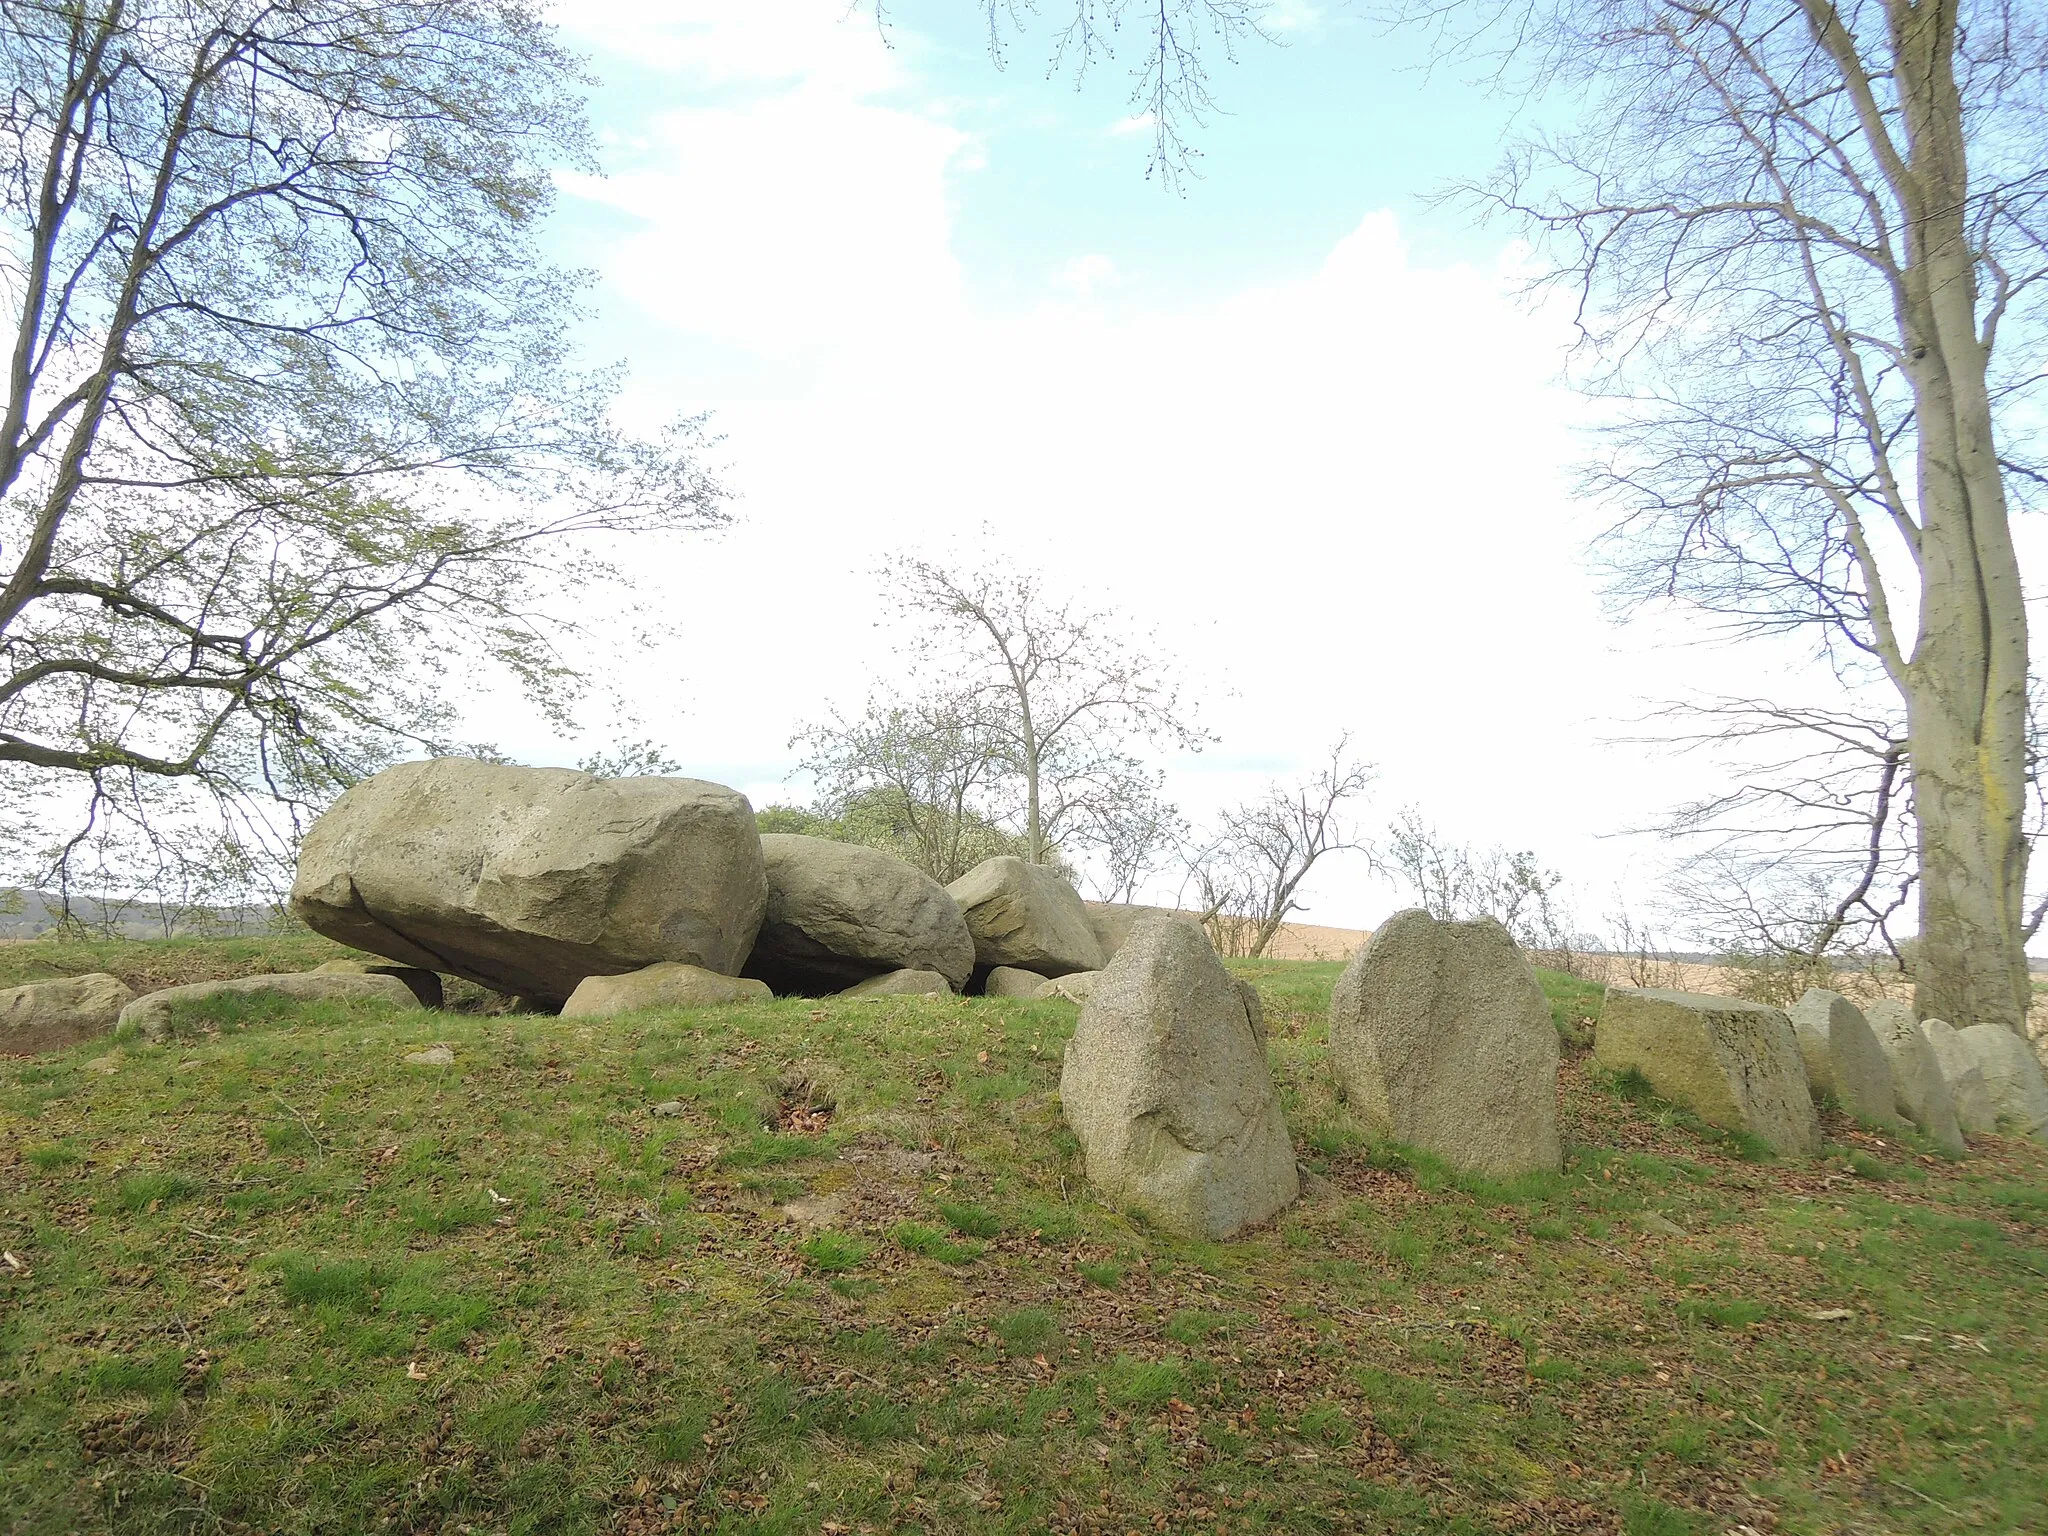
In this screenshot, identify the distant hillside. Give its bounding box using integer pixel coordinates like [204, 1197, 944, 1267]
[0, 888, 282, 940]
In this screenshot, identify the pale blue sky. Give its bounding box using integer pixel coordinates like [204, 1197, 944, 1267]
[557, 5, 1540, 333]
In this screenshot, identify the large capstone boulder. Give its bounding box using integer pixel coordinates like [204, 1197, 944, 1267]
[118, 972, 421, 1042]
[1059, 918, 1297, 1238]
[290, 759, 766, 1007]
[1329, 909, 1561, 1177]
[1, 973, 135, 1054]
[1864, 1000, 1966, 1153]
[742, 835, 973, 995]
[1595, 989, 1820, 1157]
[1083, 901, 1200, 965]
[948, 857, 1103, 978]
[560, 962, 770, 1018]
[1787, 988, 1897, 1126]
[1921, 1019, 1997, 1135]
[1954, 1024, 2048, 1137]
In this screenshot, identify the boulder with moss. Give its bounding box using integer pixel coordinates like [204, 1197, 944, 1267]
[1595, 988, 1819, 1157]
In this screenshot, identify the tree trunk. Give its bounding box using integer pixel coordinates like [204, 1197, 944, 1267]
[1910, 703, 2029, 1030]
[1247, 914, 1284, 960]
[1023, 741, 1043, 864]
[1894, 0, 2032, 1034]
[1906, 470, 2029, 1031]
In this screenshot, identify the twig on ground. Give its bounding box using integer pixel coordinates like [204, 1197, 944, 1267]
[1880, 1477, 1964, 1517]
[275, 1095, 327, 1155]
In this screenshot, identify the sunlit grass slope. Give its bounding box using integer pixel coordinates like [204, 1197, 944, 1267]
[2, 944, 2044, 1534]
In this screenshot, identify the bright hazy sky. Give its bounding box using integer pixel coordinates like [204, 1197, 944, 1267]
[492, 1, 1853, 935]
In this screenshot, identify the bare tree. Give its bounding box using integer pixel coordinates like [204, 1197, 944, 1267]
[890, 552, 1208, 869]
[796, 689, 1030, 883]
[1181, 736, 1373, 958]
[1642, 690, 2048, 998]
[1455, 0, 2048, 1032]
[0, 1, 727, 903]
[864, 1, 1268, 187]
[1382, 808, 1578, 958]
[1602, 904, 1686, 990]
[1646, 698, 1917, 968]
[1082, 775, 1186, 904]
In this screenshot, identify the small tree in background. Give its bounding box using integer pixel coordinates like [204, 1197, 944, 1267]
[816, 552, 1208, 883]
[1181, 737, 1373, 958]
[1383, 809, 1582, 968]
[793, 692, 1032, 883]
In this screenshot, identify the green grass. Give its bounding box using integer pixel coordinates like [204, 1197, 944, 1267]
[891, 1219, 985, 1265]
[1, 941, 2044, 1534]
[0, 929, 348, 992]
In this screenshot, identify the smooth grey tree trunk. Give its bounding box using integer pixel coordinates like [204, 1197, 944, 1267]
[1885, 0, 2032, 1034]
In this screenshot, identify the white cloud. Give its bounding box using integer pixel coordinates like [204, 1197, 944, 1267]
[554, 3, 970, 362]
[1107, 112, 1156, 136]
[1052, 253, 1121, 296]
[1264, 0, 1325, 32]
[505, 5, 1765, 928]
[554, 0, 912, 94]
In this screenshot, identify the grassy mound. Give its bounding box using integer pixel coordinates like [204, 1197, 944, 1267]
[2, 946, 2044, 1534]
[0, 931, 351, 997]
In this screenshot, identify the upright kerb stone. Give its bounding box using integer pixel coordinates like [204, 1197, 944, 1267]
[1953, 1024, 2048, 1138]
[1328, 910, 1561, 1177]
[1059, 919, 1297, 1239]
[1921, 1018, 1997, 1135]
[1787, 988, 1897, 1126]
[1595, 989, 1820, 1157]
[1865, 1000, 1966, 1154]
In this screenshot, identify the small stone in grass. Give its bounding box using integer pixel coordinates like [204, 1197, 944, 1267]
[403, 1045, 454, 1067]
[649, 1101, 685, 1117]
[1640, 1212, 1685, 1237]
[1805, 1307, 1854, 1322]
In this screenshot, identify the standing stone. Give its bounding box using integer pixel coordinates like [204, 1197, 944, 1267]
[1921, 1019, 1998, 1135]
[1060, 919, 1297, 1239]
[560, 962, 770, 1018]
[1954, 1024, 2048, 1138]
[290, 758, 766, 1007]
[1236, 978, 1266, 1039]
[984, 965, 1050, 998]
[838, 968, 952, 998]
[1787, 989, 1897, 1126]
[743, 835, 975, 994]
[1, 973, 135, 1054]
[947, 857, 1104, 977]
[1330, 910, 1561, 1176]
[313, 957, 444, 1009]
[1595, 989, 1820, 1157]
[1864, 1000, 1966, 1153]
[117, 972, 421, 1042]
